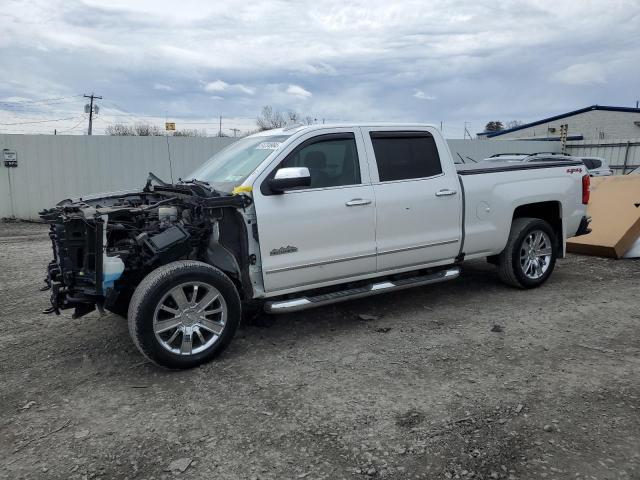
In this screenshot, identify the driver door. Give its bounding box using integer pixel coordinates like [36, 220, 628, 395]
[252, 129, 376, 293]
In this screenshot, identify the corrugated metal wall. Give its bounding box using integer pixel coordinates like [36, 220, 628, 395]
[566, 139, 640, 174]
[446, 139, 560, 163]
[0, 135, 561, 220]
[0, 135, 235, 219]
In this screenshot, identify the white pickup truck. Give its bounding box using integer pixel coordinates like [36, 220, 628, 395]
[41, 124, 591, 368]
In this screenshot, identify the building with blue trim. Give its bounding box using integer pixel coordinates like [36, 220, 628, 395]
[477, 105, 640, 141]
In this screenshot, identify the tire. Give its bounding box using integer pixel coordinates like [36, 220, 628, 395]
[128, 260, 241, 369]
[496, 217, 558, 289]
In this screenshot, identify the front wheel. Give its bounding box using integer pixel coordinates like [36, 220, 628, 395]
[128, 261, 241, 369]
[496, 217, 558, 289]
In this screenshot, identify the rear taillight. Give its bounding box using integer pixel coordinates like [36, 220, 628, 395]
[582, 175, 590, 204]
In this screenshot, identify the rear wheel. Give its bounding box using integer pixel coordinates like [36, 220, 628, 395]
[496, 217, 558, 289]
[128, 261, 241, 369]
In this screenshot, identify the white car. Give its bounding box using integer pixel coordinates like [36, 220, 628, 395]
[579, 157, 613, 177]
[41, 124, 591, 368]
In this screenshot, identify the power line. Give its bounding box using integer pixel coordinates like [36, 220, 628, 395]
[0, 115, 81, 125]
[57, 115, 88, 133]
[0, 94, 83, 105]
[0, 101, 85, 113]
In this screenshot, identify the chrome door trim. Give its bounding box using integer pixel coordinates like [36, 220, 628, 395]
[265, 239, 459, 275]
[264, 252, 377, 275]
[378, 239, 459, 256]
[262, 255, 458, 295]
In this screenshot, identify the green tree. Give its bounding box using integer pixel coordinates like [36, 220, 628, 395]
[484, 121, 504, 132]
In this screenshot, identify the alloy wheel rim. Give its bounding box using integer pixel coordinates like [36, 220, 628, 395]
[519, 230, 552, 280]
[153, 282, 227, 356]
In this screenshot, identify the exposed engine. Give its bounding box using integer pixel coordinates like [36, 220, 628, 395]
[40, 174, 252, 318]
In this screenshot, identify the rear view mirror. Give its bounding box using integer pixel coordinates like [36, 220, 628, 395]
[268, 167, 311, 193]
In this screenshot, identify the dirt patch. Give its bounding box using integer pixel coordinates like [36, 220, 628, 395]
[1, 222, 639, 479]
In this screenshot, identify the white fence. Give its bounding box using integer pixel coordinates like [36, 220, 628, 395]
[566, 139, 640, 174]
[1, 134, 560, 220]
[0, 135, 235, 219]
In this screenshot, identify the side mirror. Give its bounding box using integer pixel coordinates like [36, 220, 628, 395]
[267, 167, 311, 193]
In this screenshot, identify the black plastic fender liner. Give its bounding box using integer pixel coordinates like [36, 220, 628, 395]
[574, 215, 592, 237]
[217, 209, 254, 300]
[456, 174, 466, 263]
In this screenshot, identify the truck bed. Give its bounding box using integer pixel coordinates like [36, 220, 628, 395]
[455, 158, 587, 261]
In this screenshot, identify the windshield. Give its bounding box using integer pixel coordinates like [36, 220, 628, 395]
[187, 134, 291, 190]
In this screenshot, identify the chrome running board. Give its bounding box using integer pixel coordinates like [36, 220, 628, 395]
[264, 267, 460, 314]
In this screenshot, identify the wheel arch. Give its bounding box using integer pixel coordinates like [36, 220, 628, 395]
[512, 201, 564, 256]
[202, 209, 255, 301]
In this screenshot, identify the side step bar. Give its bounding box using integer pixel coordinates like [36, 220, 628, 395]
[264, 267, 460, 314]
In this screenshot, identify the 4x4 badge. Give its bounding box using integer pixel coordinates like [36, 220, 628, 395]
[270, 245, 298, 256]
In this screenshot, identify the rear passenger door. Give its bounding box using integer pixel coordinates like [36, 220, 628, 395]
[362, 128, 462, 272]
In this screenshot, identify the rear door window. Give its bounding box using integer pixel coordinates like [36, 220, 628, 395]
[370, 132, 442, 182]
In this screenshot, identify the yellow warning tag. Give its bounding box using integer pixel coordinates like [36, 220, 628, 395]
[232, 185, 253, 194]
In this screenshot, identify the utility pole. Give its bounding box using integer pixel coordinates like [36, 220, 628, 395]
[218, 116, 222, 137]
[231, 128, 240, 137]
[83, 93, 102, 135]
[463, 121, 471, 139]
[559, 124, 568, 154]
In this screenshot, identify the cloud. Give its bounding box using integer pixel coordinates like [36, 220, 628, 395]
[204, 80, 229, 92]
[413, 90, 436, 101]
[286, 84, 312, 98]
[204, 80, 255, 95]
[0, 0, 638, 137]
[551, 62, 607, 86]
[153, 83, 173, 91]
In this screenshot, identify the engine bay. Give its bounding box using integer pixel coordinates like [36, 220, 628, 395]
[40, 175, 252, 318]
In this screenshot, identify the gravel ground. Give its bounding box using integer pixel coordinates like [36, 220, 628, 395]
[1, 222, 639, 480]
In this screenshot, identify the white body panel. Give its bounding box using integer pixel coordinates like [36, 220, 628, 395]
[360, 126, 462, 271]
[458, 165, 587, 258]
[240, 123, 588, 299]
[252, 127, 376, 292]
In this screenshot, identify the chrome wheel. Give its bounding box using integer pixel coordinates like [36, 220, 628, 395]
[153, 282, 227, 356]
[519, 230, 553, 280]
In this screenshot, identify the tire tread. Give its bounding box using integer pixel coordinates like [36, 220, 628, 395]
[496, 217, 557, 289]
[127, 260, 241, 368]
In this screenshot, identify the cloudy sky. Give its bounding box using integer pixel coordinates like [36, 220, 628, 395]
[1, 0, 639, 137]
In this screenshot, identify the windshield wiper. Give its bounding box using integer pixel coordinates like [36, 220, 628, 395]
[179, 178, 211, 188]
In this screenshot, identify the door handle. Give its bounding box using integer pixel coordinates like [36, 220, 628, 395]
[435, 189, 457, 197]
[345, 198, 372, 207]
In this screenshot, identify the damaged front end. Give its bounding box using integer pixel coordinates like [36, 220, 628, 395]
[40, 175, 252, 319]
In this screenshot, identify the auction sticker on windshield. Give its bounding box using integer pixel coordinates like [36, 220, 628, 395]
[256, 142, 282, 150]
